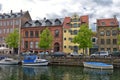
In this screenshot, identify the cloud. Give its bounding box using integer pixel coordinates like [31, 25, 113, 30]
[92, 0, 113, 6]
[0, 0, 120, 31]
[0, 4, 1, 11]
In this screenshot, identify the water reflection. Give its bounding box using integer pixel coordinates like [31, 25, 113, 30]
[0, 65, 119, 80]
[83, 68, 113, 80]
[23, 66, 49, 80]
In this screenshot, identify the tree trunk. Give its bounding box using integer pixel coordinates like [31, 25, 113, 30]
[14, 48, 18, 54]
[83, 48, 85, 55]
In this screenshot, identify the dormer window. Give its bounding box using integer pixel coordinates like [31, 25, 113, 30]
[46, 21, 52, 26]
[25, 23, 31, 27]
[55, 21, 61, 25]
[35, 21, 41, 26]
[11, 14, 16, 18]
[0, 15, 3, 19]
[110, 22, 114, 25]
[101, 22, 105, 26]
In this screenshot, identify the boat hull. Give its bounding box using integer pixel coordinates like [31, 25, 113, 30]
[23, 61, 48, 66]
[83, 62, 113, 69]
[0, 61, 19, 65]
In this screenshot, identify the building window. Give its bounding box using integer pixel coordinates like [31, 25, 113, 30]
[73, 46, 78, 52]
[7, 21, 9, 26]
[10, 21, 13, 26]
[55, 30, 59, 37]
[113, 48, 117, 51]
[112, 30, 117, 36]
[0, 16, 3, 19]
[46, 22, 51, 26]
[7, 29, 9, 33]
[35, 31, 39, 38]
[0, 21, 2, 26]
[101, 22, 105, 26]
[107, 48, 111, 53]
[3, 22, 6, 26]
[55, 21, 61, 25]
[25, 41, 28, 48]
[106, 30, 110, 36]
[25, 31, 29, 37]
[106, 39, 110, 44]
[0, 30, 2, 34]
[64, 46, 66, 48]
[64, 30, 66, 33]
[30, 31, 34, 37]
[69, 38, 72, 42]
[92, 38, 96, 42]
[15, 20, 19, 25]
[113, 39, 117, 45]
[25, 23, 30, 27]
[73, 30, 78, 35]
[100, 31, 104, 36]
[110, 22, 114, 25]
[10, 28, 13, 33]
[69, 29, 72, 35]
[30, 41, 33, 48]
[71, 18, 78, 22]
[73, 23, 78, 28]
[101, 39, 105, 44]
[64, 38, 66, 40]
[100, 48, 104, 51]
[35, 42, 38, 48]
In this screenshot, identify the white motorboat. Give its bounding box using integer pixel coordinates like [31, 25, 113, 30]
[22, 55, 48, 66]
[0, 57, 19, 65]
[83, 62, 113, 69]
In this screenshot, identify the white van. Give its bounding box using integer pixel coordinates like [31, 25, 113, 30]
[90, 51, 109, 58]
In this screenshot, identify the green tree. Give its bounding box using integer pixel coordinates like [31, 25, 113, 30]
[72, 24, 93, 55]
[5, 29, 20, 54]
[38, 27, 53, 52]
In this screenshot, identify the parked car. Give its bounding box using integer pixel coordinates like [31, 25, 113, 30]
[90, 51, 109, 58]
[70, 52, 83, 57]
[50, 52, 66, 57]
[109, 51, 120, 57]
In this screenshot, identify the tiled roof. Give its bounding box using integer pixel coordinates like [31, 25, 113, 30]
[0, 10, 28, 19]
[63, 15, 89, 29]
[97, 18, 119, 27]
[80, 15, 89, 24]
[23, 18, 64, 27]
[63, 17, 71, 29]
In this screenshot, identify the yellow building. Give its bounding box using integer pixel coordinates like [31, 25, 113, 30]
[63, 14, 89, 54]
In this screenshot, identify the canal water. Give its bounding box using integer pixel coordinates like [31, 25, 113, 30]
[0, 65, 119, 80]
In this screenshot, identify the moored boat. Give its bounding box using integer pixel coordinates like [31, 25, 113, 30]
[0, 57, 19, 65]
[83, 62, 113, 69]
[22, 55, 48, 66]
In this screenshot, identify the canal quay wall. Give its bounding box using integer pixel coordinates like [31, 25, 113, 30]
[48, 57, 120, 68]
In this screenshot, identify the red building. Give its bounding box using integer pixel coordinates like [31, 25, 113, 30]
[21, 18, 64, 53]
[0, 10, 31, 54]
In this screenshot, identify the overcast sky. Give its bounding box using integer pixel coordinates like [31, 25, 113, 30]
[0, 0, 120, 31]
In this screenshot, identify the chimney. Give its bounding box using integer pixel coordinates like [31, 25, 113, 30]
[20, 10, 22, 14]
[44, 17, 46, 20]
[114, 15, 116, 19]
[10, 10, 12, 14]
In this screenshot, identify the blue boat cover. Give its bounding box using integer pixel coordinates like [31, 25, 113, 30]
[23, 55, 37, 63]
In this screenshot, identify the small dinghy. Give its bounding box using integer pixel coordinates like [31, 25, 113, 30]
[83, 62, 113, 69]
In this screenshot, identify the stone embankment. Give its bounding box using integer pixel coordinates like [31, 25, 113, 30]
[49, 57, 120, 68]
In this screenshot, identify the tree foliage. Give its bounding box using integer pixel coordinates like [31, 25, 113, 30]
[72, 24, 93, 54]
[38, 28, 53, 51]
[5, 29, 20, 48]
